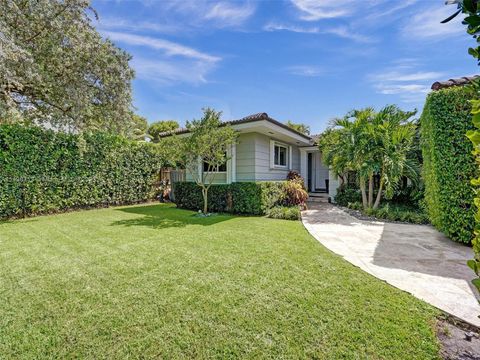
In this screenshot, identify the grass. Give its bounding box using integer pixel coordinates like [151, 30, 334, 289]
[0, 203, 440, 359]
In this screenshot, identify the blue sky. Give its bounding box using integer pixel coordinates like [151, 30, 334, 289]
[92, 0, 476, 134]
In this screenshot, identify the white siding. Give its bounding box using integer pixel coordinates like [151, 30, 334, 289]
[314, 152, 329, 190]
[235, 133, 256, 181]
[253, 133, 301, 181]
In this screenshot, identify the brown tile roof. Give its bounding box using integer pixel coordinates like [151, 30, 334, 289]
[159, 112, 312, 140]
[431, 75, 480, 91]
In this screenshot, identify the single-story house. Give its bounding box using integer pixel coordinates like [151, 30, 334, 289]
[161, 113, 340, 199]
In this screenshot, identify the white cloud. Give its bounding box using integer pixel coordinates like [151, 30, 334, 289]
[160, 0, 255, 28]
[375, 83, 430, 95]
[204, 2, 256, 27]
[290, 0, 355, 21]
[286, 65, 324, 77]
[402, 5, 464, 40]
[102, 32, 221, 86]
[96, 17, 178, 34]
[103, 31, 221, 63]
[369, 71, 445, 82]
[263, 22, 374, 43]
[132, 58, 215, 85]
[368, 61, 447, 103]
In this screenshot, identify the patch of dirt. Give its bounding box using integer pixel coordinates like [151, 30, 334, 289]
[437, 318, 480, 360]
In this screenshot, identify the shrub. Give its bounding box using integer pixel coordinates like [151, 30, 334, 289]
[347, 202, 429, 224]
[0, 124, 162, 219]
[335, 185, 362, 207]
[265, 206, 301, 220]
[174, 181, 286, 215]
[284, 180, 308, 206]
[420, 86, 478, 243]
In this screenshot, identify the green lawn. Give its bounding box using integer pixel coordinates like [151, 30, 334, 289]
[0, 203, 440, 359]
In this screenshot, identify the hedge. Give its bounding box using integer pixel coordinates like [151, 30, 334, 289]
[420, 86, 478, 244]
[0, 124, 162, 218]
[174, 181, 286, 215]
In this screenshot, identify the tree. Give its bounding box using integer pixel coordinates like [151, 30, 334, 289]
[320, 106, 417, 210]
[130, 114, 149, 141]
[172, 108, 237, 214]
[286, 120, 310, 135]
[443, 0, 480, 293]
[370, 106, 418, 209]
[148, 120, 179, 142]
[0, 0, 134, 134]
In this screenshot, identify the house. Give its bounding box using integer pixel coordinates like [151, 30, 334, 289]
[161, 113, 340, 200]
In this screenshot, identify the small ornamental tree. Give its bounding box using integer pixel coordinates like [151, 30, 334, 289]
[178, 108, 237, 214]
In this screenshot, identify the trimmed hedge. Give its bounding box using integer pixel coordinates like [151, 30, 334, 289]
[420, 86, 478, 244]
[174, 181, 286, 215]
[0, 124, 162, 218]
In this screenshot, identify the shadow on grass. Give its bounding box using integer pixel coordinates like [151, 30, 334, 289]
[111, 204, 233, 229]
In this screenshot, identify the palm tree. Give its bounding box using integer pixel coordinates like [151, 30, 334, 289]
[320, 105, 418, 210]
[371, 105, 418, 209]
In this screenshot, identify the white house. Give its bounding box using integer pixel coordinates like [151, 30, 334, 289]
[162, 113, 339, 200]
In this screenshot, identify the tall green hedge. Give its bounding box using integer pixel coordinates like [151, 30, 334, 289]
[174, 181, 286, 215]
[0, 124, 162, 218]
[420, 86, 478, 244]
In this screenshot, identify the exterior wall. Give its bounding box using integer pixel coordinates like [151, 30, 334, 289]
[185, 132, 303, 184]
[235, 133, 256, 182]
[253, 133, 300, 181]
[328, 169, 340, 202]
[185, 171, 227, 184]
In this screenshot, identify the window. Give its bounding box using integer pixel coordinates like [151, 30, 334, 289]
[203, 152, 227, 172]
[274, 144, 287, 167]
[203, 161, 226, 172]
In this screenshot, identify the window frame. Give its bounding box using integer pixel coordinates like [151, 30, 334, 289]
[273, 142, 288, 168]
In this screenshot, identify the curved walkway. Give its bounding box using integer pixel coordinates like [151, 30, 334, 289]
[302, 202, 480, 327]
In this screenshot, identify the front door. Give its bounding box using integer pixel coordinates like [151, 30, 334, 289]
[307, 153, 313, 192]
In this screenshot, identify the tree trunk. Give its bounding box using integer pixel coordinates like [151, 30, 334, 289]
[359, 177, 368, 209]
[202, 187, 208, 214]
[373, 179, 384, 210]
[368, 174, 373, 208]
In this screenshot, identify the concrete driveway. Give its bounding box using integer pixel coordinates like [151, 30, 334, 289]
[302, 202, 480, 327]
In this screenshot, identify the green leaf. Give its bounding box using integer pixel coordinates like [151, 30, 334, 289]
[467, 130, 480, 145]
[467, 259, 479, 274]
[472, 278, 480, 292]
[463, 0, 476, 13]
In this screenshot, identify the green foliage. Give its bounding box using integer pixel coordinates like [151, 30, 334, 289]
[468, 95, 480, 290]
[148, 120, 180, 142]
[130, 114, 150, 141]
[174, 181, 287, 215]
[335, 185, 362, 207]
[320, 106, 418, 210]
[0, 0, 134, 134]
[284, 180, 308, 206]
[420, 86, 477, 244]
[286, 120, 310, 135]
[265, 206, 301, 220]
[173, 108, 238, 214]
[0, 124, 163, 218]
[348, 202, 429, 224]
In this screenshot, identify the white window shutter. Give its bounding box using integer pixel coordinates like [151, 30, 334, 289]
[270, 140, 275, 168]
[288, 146, 292, 170]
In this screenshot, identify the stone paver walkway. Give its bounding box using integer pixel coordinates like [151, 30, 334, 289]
[302, 202, 480, 327]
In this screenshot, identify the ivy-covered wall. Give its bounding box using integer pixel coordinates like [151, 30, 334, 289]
[420, 86, 478, 244]
[0, 124, 162, 218]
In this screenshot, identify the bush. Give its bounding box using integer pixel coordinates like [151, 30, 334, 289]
[174, 181, 286, 215]
[265, 206, 301, 220]
[347, 202, 429, 224]
[0, 124, 162, 219]
[284, 180, 308, 206]
[335, 185, 362, 207]
[421, 86, 478, 243]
